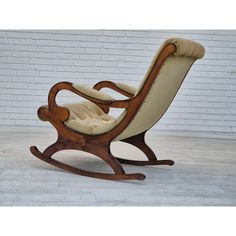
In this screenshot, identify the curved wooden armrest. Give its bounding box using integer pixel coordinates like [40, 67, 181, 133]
[47, 82, 131, 116]
[93, 80, 137, 98]
[48, 82, 111, 110]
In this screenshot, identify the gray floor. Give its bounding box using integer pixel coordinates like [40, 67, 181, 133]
[0, 127, 236, 206]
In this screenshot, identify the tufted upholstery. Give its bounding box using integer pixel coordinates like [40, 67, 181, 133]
[64, 101, 126, 135]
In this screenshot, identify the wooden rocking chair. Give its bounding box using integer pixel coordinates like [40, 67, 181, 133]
[30, 37, 205, 181]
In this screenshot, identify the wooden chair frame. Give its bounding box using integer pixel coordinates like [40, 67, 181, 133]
[30, 43, 179, 181]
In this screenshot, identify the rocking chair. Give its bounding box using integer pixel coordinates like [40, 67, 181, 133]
[30, 37, 205, 181]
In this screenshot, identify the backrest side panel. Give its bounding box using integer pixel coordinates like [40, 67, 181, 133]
[114, 56, 195, 141]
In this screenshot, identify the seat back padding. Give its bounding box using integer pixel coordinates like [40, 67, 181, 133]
[115, 38, 204, 141]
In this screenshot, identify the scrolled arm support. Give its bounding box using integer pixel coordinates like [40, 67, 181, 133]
[46, 82, 73, 122]
[39, 81, 131, 122]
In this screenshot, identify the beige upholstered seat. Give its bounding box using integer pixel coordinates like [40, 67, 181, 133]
[54, 37, 204, 138]
[64, 101, 125, 135]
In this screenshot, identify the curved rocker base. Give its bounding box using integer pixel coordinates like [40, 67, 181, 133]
[30, 146, 145, 181]
[117, 132, 174, 166]
[115, 157, 174, 166]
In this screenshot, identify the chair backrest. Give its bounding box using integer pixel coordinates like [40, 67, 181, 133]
[115, 38, 205, 141]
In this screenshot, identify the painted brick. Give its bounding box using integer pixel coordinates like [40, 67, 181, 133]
[0, 30, 235, 137]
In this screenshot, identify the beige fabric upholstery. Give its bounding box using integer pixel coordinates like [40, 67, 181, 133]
[64, 101, 125, 135]
[115, 82, 137, 95]
[73, 84, 114, 101]
[163, 37, 205, 58]
[114, 37, 205, 141]
[136, 37, 205, 94]
[114, 57, 195, 140]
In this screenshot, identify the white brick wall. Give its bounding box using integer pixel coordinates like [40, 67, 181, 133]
[0, 30, 236, 137]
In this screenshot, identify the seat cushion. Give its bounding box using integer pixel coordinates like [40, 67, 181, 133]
[64, 101, 120, 135]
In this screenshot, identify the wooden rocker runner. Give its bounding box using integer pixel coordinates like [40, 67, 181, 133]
[30, 37, 205, 181]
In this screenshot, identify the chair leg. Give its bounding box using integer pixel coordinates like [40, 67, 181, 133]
[30, 137, 145, 181]
[115, 132, 174, 166]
